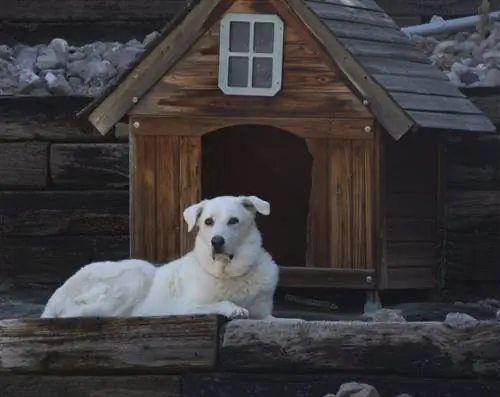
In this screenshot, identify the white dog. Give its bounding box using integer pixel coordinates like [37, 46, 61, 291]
[41, 195, 279, 320]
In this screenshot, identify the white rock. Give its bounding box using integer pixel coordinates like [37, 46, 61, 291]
[444, 312, 478, 329]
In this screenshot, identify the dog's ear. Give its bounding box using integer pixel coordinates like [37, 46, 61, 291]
[241, 196, 270, 216]
[183, 200, 207, 232]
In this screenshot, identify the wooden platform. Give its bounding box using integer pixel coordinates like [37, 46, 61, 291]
[1, 315, 500, 397]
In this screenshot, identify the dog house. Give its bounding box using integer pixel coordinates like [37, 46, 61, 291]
[79, 0, 494, 305]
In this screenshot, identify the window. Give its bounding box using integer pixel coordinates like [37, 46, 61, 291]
[218, 13, 284, 96]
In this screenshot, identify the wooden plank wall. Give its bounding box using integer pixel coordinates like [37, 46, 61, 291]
[0, 98, 130, 286]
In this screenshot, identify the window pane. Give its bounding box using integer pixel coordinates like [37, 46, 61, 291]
[252, 57, 273, 88]
[228, 56, 249, 87]
[229, 21, 250, 52]
[253, 22, 275, 54]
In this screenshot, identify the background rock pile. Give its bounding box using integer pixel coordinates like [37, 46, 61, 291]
[410, 18, 500, 87]
[2, 17, 500, 96]
[0, 31, 158, 96]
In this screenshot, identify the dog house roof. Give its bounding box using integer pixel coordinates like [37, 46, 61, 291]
[78, 0, 496, 140]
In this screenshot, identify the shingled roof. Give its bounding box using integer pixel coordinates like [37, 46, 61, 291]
[79, 0, 496, 139]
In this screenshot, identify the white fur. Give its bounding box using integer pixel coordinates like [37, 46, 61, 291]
[41, 195, 279, 320]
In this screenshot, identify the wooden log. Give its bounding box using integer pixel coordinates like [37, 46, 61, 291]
[0, 316, 220, 373]
[446, 137, 500, 189]
[447, 190, 500, 232]
[446, 231, 500, 281]
[0, 191, 129, 236]
[50, 143, 129, 189]
[0, 143, 48, 188]
[184, 373, 500, 397]
[0, 0, 183, 21]
[0, 375, 181, 397]
[220, 319, 500, 377]
[0, 236, 129, 284]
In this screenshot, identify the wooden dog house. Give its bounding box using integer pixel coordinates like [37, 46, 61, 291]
[79, 0, 495, 304]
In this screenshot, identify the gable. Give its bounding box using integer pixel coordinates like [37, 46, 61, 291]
[131, 0, 371, 120]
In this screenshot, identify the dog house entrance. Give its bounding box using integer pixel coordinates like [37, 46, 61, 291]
[202, 125, 313, 267]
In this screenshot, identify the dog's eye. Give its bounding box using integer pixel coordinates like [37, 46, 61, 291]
[227, 217, 239, 225]
[204, 217, 214, 226]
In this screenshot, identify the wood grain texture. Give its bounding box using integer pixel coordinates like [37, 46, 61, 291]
[156, 135, 180, 262]
[279, 267, 376, 289]
[0, 316, 220, 373]
[131, 131, 157, 261]
[184, 373, 500, 397]
[0, 375, 181, 397]
[351, 139, 373, 269]
[0, 143, 48, 188]
[359, 57, 449, 81]
[330, 140, 352, 268]
[0, 191, 128, 236]
[408, 110, 495, 133]
[0, 120, 101, 141]
[305, 138, 330, 267]
[0, 236, 129, 284]
[131, 116, 373, 139]
[179, 136, 201, 255]
[220, 319, 500, 376]
[50, 143, 129, 189]
[132, 7, 370, 120]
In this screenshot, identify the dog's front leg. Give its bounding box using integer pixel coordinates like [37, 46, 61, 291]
[181, 300, 249, 319]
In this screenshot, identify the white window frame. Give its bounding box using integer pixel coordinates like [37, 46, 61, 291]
[218, 12, 284, 97]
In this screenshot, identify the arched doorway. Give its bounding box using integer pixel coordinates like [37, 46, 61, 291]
[202, 125, 313, 267]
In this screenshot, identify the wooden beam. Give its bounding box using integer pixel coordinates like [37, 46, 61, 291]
[0, 375, 181, 397]
[220, 319, 500, 377]
[279, 267, 376, 289]
[87, 0, 232, 135]
[0, 316, 221, 374]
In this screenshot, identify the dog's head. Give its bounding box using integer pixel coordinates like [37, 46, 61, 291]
[183, 195, 270, 277]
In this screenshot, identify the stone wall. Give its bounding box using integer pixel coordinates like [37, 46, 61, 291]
[0, 98, 129, 286]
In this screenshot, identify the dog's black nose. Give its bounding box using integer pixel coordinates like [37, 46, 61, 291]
[211, 235, 225, 249]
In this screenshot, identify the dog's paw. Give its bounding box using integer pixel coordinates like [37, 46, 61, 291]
[218, 302, 249, 319]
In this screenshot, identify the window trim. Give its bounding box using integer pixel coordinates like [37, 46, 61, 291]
[218, 12, 284, 96]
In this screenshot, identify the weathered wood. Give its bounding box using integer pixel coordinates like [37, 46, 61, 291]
[342, 38, 432, 64]
[373, 74, 465, 98]
[305, 1, 399, 29]
[0, 315, 220, 373]
[179, 136, 201, 256]
[447, 231, 500, 281]
[305, 138, 330, 267]
[50, 143, 129, 189]
[386, 267, 435, 289]
[220, 319, 500, 376]
[323, 19, 412, 45]
[0, 143, 48, 188]
[360, 57, 449, 81]
[131, 131, 156, 261]
[156, 135, 180, 262]
[307, 0, 384, 13]
[408, 111, 496, 133]
[0, 375, 181, 397]
[351, 139, 374, 269]
[0, 120, 101, 141]
[329, 140, 352, 268]
[387, 219, 436, 241]
[447, 190, 500, 232]
[0, 236, 128, 284]
[87, 0, 234, 134]
[391, 93, 483, 115]
[0, 191, 128, 236]
[0, 0, 183, 21]
[132, 116, 373, 140]
[386, 242, 436, 267]
[279, 267, 376, 289]
[184, 373, 500, 397]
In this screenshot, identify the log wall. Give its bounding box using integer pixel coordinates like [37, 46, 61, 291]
[2, 315, 500, 397]
[0, 98, 130, 286]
